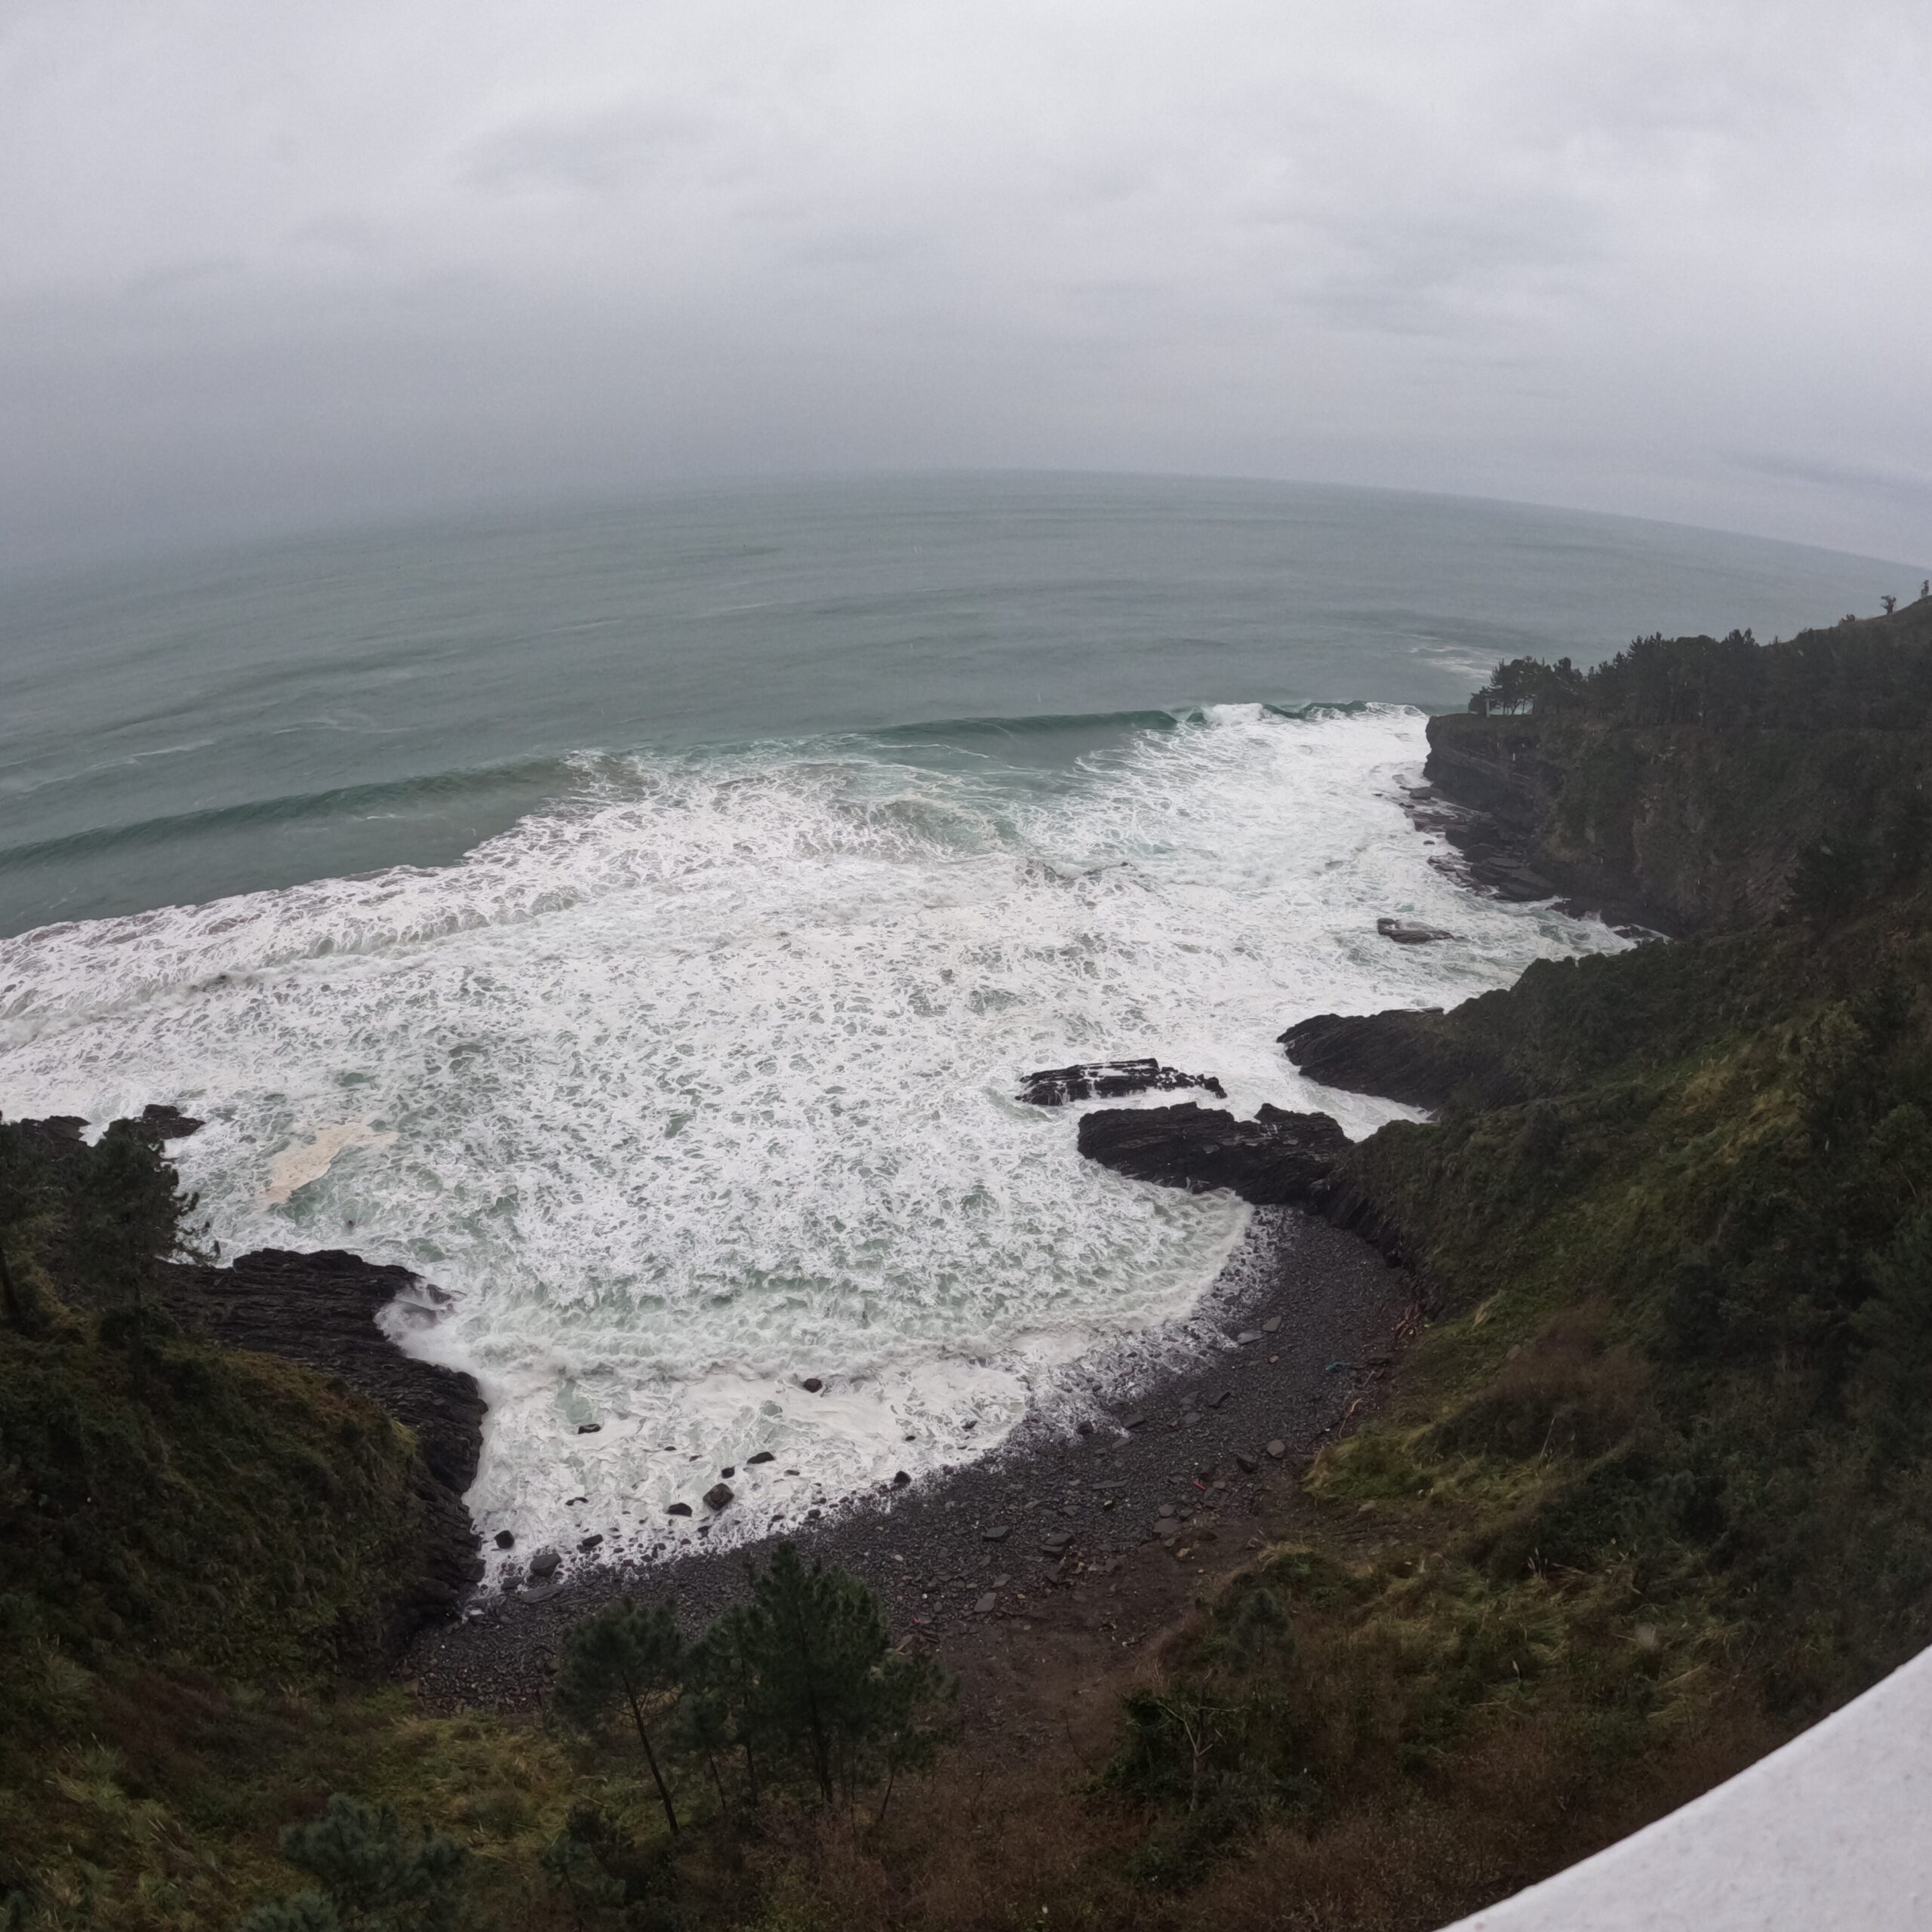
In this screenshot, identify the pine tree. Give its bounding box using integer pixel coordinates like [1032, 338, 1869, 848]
[74, 1121, 201, 1394]
[737, 1542, 952, 1811]
[238, 1793, 469, 1931]
[678, 1601, 765, 1814]
[553, 1598, 686, 1835]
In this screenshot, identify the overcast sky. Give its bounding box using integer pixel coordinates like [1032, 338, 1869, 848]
[3, 0, 1929, 570]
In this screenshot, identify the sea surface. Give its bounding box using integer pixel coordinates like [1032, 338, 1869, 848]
[1, 473, 1918, 1566]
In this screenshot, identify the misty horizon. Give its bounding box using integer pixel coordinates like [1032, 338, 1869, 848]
[4, 1, 1929, 572]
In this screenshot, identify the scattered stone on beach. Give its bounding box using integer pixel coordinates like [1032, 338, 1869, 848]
[1263, 1315, 1282, 1333]
[1076, 1420, 1094, 1435]
[1210, 1389, 1232, 1408]
[704, 1483, 735, 1512]
[668, 1502, 693, 1518]
[1266, 1439, 1287, 1459]
[1236, 1329, 1263, 1344]
[721, 1466, 736, 1478]
[519, 1582, 562, 1605]
[801, 1377, 824, 1393]
[1377, 917, 1457, 944]
[398, 1201, 1416, 1721]
[1017, 1058, 1229, 1106]
[1077, 1102, 1348, 1206]
[528, 1547, 561, 1579]
[1122, 1414, 1148, 1430]
[494, 1530, 515, 1549]
[747, 1451, 776, 1464]
[893, 1469, 912, 1487]
[578, 1535, 602, 1552]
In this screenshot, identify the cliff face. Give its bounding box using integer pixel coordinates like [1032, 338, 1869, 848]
[1420, 601, 1932, 934]
[156, 1247, 486, 1643]
[0, 1118, 482, 1677]
[1425, 709, 1932, 934]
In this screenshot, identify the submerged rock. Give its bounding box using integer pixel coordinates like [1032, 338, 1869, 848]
[703, 1482, 735, 1511]
[1076, 1102, 1347, 1205]
[1376, 917, 1456, 944]
[1017, 1057, 1227, 1106]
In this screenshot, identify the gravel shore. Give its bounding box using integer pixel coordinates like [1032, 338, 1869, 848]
[402, 1202, 1414, 1713]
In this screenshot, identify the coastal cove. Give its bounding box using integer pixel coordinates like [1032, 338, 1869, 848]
[7, 521, 1932, 1927]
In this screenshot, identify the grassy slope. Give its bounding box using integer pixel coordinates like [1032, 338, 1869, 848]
[0, 1126, 576, 1930]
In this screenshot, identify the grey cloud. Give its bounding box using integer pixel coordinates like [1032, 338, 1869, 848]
[0, 0, 1927, 570]
[462, 105, 715, 198]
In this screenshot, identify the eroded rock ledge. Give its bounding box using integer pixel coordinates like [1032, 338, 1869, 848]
[1076, 1102, 1347, 1204]
[1278, 1009, 1520, 1112]
[156, 1247, 485, 1635]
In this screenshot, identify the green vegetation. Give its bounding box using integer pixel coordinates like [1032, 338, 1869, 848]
[1443, 595, 1932, 931]
[9, 607, 1932, 1929]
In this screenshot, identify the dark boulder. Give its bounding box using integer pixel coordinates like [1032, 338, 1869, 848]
[703, 1482, 734, 1511]
[1076, 1103, 1347, 1205]
[1377, 918, 1455, 944]
[1018, 1058, 1226, 1106]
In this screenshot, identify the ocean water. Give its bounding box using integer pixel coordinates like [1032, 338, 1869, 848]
[0, 475, 1916, 1568]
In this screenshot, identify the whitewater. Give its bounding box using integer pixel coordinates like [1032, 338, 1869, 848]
[0, 700, 1625, 1567]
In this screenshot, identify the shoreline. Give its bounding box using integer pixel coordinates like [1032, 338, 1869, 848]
[402, 1201, 1414, 1712]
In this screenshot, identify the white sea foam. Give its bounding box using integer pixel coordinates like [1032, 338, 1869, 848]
[0, 705, 1624, 1574]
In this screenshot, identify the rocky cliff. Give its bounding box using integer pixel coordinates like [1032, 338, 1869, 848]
[1421, 599, 1932, 934]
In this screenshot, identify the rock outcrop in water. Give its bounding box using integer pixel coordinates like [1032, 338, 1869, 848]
[1018, 1057, 1227, 1106]
[1278, 1008, 1518, 1112]
[1076, 1101, 1347, 1204]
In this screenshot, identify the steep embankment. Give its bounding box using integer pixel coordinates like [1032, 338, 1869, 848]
[1420, 596, 1932, 933]
[0, 1115, 497, 1926]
